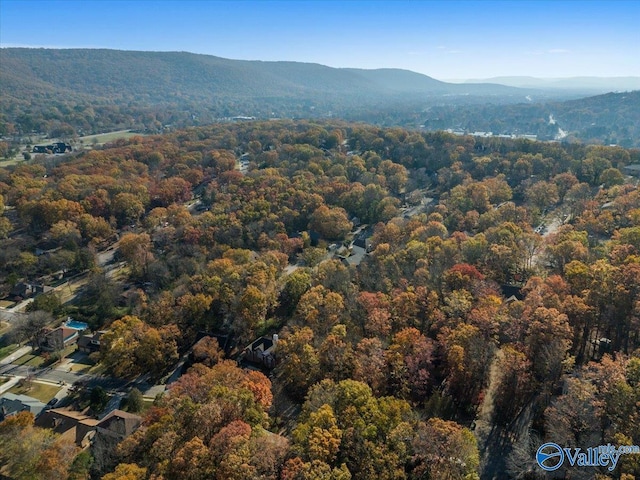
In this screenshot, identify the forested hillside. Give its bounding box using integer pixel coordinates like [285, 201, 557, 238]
[0, 48, 526, 101]
[420, 90, 640, 147]
[2, 121, 640, 479]
[0, 47, 602, 141]
[2, 49, 638, 148]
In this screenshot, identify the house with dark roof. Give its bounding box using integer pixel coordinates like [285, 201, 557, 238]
[341, 247, 366, 267]
[242, 334, 277, 369]
[9, 282, 54, 301]
[95, 409, 141, 438]
[91, 410, 142, 473]
[352, 235, 372, 251]
[338, 226, 374, 267]
[500, 284, 524, 301]
[78, 331, 106, 354]
[32, 142, 72, 154]
[0, 393, 46, 421]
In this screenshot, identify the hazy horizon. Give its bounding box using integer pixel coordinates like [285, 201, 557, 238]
[1, 0, 639, 80]
[2, 44, 639, 83]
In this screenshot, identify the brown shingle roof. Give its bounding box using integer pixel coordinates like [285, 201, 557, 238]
[35, 408, 100, 446]
[97, 409, 141, 437]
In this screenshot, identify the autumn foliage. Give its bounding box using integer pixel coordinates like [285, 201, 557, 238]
[2, 120, 640, 478]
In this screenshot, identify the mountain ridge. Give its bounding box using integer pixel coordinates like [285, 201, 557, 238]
[0, 47, 530, 103]
[459, 75, 640, 92]
[1, 48, 638, 147]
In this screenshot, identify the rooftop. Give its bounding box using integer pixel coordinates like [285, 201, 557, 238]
[248, 336, 274, 353]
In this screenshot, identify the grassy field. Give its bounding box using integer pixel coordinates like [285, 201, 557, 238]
[0, 156, 26, 166]
[0, 343, 20, 361]
[65, 352, 93, 373]
[141, 398, 155, 413]
[58, 344, 78, 360]
[88, 362, 107, 375]
[76, 130, 141, 146]
[68, 362, 92, 373]
[58, 275, 90, 304]
[0, 321, 10, 336]
[0, 129, 144, 164]
[13, 352, 46, 367]
[9, 382, 60, 403]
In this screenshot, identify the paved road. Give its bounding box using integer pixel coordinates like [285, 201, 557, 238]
[0, 301, 30, 325]
[0, 309, 28, 323]
[0, 362, 130, 392]
[0, 375, 22, 395]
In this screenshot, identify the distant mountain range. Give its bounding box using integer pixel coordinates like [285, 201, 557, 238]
[0, 48, 638, 147]
[459, 76, 640, 93]
[0, 48, 561, 106]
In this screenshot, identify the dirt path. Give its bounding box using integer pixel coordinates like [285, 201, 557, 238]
[530, 206, 566, 268]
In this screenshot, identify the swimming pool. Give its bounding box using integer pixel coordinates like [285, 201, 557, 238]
[64, 319, 89, 330]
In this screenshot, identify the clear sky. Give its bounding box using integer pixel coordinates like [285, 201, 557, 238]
[1, 0, 639, 80]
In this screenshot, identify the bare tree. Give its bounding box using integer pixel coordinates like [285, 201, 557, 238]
[10, 310, 53, 348]
[506, 430, 544, 479]
[18, 373, 35, 392]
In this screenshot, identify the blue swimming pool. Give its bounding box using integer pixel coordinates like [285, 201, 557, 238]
[64, 319, 89, 330]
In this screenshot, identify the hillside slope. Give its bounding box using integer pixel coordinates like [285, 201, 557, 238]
[0, 48, 527, 103]
[1, 48, 637, 146]
[419, 90, 640, 147]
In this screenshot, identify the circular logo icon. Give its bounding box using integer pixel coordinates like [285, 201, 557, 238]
[537, 443, 564, 471]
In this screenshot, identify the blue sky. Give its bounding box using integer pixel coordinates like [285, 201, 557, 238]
[1, 0, 639, 79]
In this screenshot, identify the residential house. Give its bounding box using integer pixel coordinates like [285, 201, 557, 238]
[34, 239, 60, 257]
[242, 334, 277, 369]
[40, 326, 79, 351]
[352, 227, 373, 251]
[95, 409, 141, 438]
[78, 331, 106, 354]
[0, 393, 46, 421]
[341, 227, 373, 267]
[500, 284, 524, 301]
[91, 410, 142, 473]
[341, 247, 366, 267]
[352, 236, 371, 252]
[35, 408, 100, 448]
[32, 143, 72, 154]
[9, 282, 54, 301]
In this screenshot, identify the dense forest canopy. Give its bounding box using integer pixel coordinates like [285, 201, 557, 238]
[2, 120, 640, 479]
